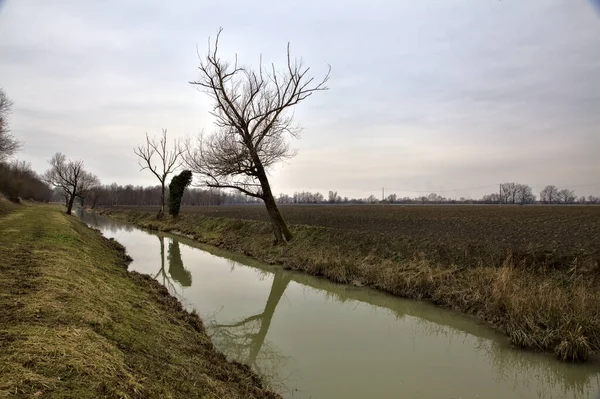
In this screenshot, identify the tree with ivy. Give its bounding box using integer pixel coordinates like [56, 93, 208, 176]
[168, 170, 192, 217]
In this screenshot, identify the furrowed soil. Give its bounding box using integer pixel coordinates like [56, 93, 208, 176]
[99, 204, 600, 362]
[0, 202, 279, 399]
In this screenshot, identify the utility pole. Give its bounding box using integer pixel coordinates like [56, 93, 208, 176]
[499, 183, 502, 206]
[382, 187, 385, 201]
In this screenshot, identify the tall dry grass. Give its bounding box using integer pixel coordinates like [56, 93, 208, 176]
[101, 209, 600, 362]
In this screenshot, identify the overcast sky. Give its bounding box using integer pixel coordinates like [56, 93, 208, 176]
[1, 0, 599, 199]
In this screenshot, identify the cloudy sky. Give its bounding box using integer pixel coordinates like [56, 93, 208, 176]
[1, 0, 599, 199]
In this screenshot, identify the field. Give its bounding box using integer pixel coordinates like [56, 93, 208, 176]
[108, 204, 600, 269]
[100, 204, 600, 362]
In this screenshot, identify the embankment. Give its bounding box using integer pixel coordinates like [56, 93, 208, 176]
[0, 203, 279, 399]
[99, 208, 600, 363]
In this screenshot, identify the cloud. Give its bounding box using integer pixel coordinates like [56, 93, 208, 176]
[1, 0, 599, 197]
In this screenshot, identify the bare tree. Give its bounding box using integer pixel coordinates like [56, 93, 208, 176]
[43, 153, 88, 215]
[0, 88, 20, 162]
[328, 190, 340, 203]
[500, 182, 517, 204]
[134, 129, 184, 218]
[76, 171, 101, 207]
[557, 188, 576, 204]
[540, 185, 559, 204]
[185, 29, 330, 244]
[515, 184, 535, 204]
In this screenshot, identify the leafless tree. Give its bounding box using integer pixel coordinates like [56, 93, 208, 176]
[0, 88, 20, 162]
[76, 171, 101, 207]
[43, 153, 93, 215]
[328, 190, 340, 203]
[515, 184, 535, 204]
[134, 129, 184, 218]
[500, 182, 517, 204]
[557, 188, 576, 204]
[185, 28, 330, 244]
[540, 185, 559, 204]
[588, 195, 600, 204]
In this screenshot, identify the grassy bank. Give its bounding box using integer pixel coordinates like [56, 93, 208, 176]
[100, 208, 600, 363]
[0, 203, 279, 398]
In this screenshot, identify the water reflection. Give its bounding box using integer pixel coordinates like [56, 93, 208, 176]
[76, 209, 134, 233]
[208, 269, 293, 392]
[79, 211, 600, 399]
[153, 235, 193, 296]
[168, 238, 192, 287]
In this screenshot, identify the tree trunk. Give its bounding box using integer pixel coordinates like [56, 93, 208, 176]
[254, 156, 293, 244]
[256, 168, 292, 244]
[159, 182, 165, 218]
[263, 194, 292, 244]
[66, 193, 76, 215]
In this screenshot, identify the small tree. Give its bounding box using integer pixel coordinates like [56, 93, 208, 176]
[500, 182, 517, 204]
[328, 191, 340, 203]
[557, 188, 576, 204]
[134, 129, 184, 218]
[43, 153, 98, 215]
[540, 185, 559, 204]
[185, 29, 330, 244]
[0, 88, 20, 162]
[76, 171, 101, 207]
[168, 170, 193, 217]
[516, 184, 535, 204]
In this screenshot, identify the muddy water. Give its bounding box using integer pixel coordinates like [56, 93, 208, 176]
[79, 211, 600, 399]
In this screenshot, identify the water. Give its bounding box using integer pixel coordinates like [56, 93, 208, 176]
[79, 211, 600, 399]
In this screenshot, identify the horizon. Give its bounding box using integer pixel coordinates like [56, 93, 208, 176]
[1, 0, 599, 199]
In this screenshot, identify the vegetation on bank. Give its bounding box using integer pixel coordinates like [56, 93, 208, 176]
[100, 207, 600, 363]
[0, 203, 279, 398]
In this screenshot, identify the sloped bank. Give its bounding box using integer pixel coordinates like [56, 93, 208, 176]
[99, 208, 600, 363]
[0, 203, 279, 399]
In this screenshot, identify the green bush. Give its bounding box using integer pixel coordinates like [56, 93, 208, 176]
[168, 170, 192, 217]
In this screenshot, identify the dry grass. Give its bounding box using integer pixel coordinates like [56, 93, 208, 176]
[0, 204, 279, 398]
[102, 208, 600, 362]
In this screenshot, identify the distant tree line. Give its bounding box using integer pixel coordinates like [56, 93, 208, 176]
[274, 183, 600, 205]
[72, 183, 260, 208]
[0, 160, 53, 202]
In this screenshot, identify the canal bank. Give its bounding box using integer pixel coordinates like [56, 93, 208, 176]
[83, 209, 600, 399]
[0, 203, 279, 398]
[97, 208, 600, 363]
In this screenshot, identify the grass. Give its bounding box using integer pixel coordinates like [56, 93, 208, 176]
[108, 204, 600, 271]
[0, 203, 280, 399]
[0, 194, 16, 216]
[100, 206, 600, 363]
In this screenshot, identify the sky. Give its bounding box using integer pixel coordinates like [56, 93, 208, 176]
[0, 0, 599, 199]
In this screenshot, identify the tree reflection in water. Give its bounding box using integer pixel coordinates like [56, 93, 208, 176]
[208, 268, 294, 395]
[154, 235, 193, 297]
[167, 238, 192, 287]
